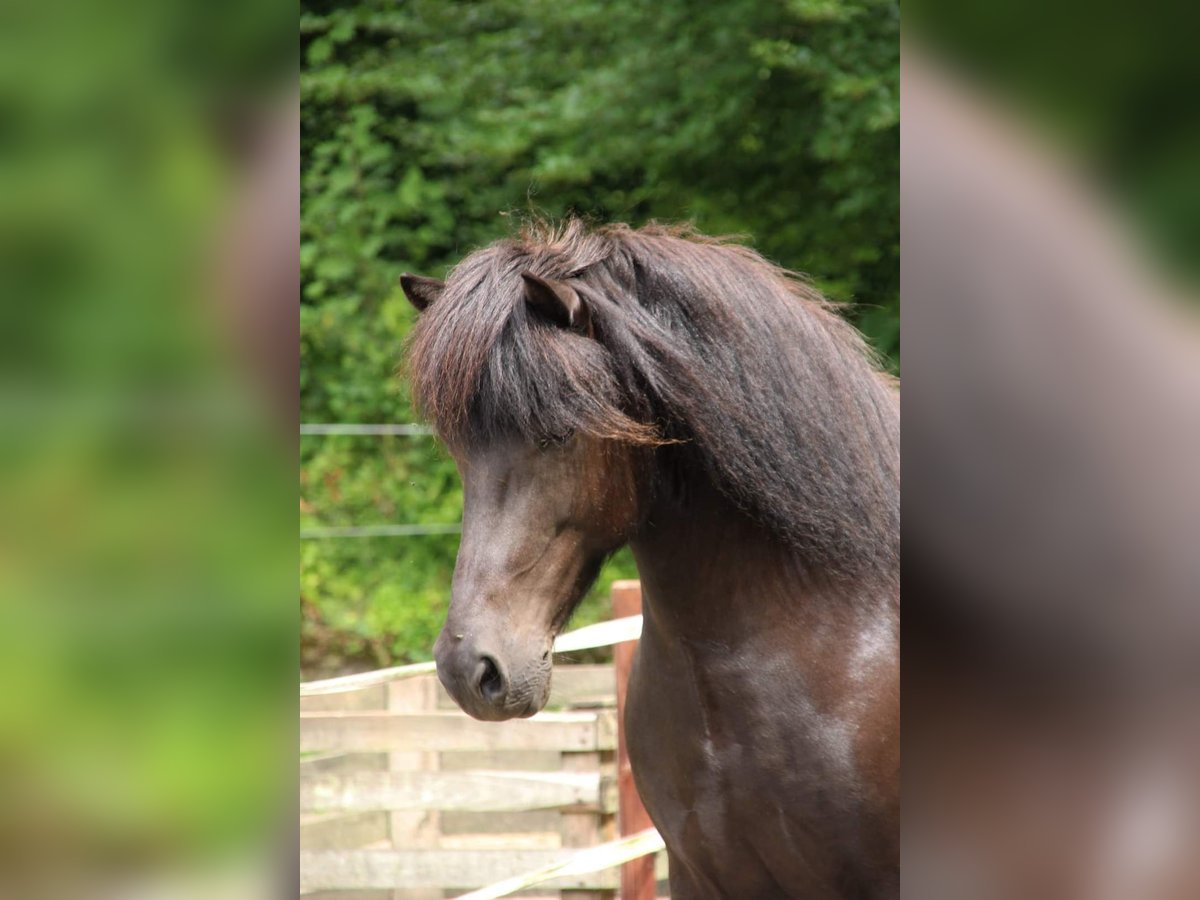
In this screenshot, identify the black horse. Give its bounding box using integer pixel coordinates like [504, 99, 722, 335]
[402, 220, 899, 899]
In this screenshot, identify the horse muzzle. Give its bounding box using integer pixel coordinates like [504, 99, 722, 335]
[433, 629, 552, 721]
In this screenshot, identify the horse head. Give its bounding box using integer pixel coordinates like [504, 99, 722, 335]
[402, 269, 647, 720]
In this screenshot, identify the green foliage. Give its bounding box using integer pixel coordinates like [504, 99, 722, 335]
[300, 0, 899, 675]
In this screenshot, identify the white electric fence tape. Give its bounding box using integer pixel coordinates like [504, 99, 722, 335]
[451, 827, 665, 900]
[299, 614, 643, 697]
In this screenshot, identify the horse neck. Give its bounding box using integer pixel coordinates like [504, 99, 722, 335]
[628, 474, 896, 651]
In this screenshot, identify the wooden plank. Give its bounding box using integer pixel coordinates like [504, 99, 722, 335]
[301, 682, 388, 712]
[300, 811, 390, 851]
[547, 665, 617, 709]
[439, 749, 561, 772]
[300, 710, 615, 754]
[441, 809, 563, 842]
[613, 580, 656, 900]
[299, 849, 621, 893]
[439, 832, 560, 850]
[301, 770, 605, 813]
[300, 751, 388, 778]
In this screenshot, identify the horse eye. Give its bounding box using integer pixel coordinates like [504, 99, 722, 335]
[537, 432, 571, 450]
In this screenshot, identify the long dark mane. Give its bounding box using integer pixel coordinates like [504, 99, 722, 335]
[407, 219, 899, 580]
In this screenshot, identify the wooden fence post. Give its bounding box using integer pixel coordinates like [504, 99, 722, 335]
[612, 580, 657, 900]
[387, 675, 442, 900]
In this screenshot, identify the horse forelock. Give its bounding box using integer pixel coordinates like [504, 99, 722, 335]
[404, 218, 899, 580]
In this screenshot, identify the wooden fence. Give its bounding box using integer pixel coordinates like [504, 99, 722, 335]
[300, 581, 664, 899]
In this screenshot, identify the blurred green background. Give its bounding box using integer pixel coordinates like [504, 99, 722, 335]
[299, 0, 901, 677]
[0, 0, 294, 887]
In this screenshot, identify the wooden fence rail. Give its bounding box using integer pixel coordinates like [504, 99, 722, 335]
[302, 770, 613, 814]
[300, 848, 669, 894]
[300, 709, 618, 754]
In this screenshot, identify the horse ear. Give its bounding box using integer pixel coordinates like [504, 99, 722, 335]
[521, 272, 590, 335]
[400, 274, 444, 312]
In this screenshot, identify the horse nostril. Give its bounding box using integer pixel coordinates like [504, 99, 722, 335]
[477, 655, 505, 702]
